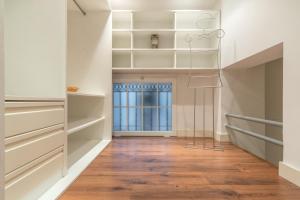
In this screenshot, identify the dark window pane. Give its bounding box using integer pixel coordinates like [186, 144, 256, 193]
[143, 83, 158, 106]
[143, 91, 157, 106]
[143, 108, 158, 131]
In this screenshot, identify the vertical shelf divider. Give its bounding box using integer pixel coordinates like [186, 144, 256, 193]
[174, 11, 177, 69]
[130, 11, 134, 69]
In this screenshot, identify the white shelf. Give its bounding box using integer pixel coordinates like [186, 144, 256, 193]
[112, 29, 132, 32]
[113, 29, 176, 32]
[133, 29, 175, 32]
[133, 48, 175, 52]
[68, 138, 99, 168]
[5, 95, 65, 102]
[112, 48, 218, 52]
[112, 68, 219, 74]
[112, 48, 131, 51]
[113, 29, 218, 32]
[68, 117, 105, 135]
[67, 92, 105, 98]
[176, 28, 218, 32]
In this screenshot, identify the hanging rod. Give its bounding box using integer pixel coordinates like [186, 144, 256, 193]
[225, 124, 283, 146]
[225, 113, 283, 127]
[73, 0, 86, 16]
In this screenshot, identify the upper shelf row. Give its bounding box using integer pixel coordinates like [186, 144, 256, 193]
[112, 10, 220, 30]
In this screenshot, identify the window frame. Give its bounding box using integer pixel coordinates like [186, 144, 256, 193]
[112, 77, 176, 137]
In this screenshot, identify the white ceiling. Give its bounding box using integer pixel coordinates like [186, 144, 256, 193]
[111, 0, 220, 10]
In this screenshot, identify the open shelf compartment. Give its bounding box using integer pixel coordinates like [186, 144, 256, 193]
[133, 11, 175, 29]
[113, 31, 131, 49]
[176, 10, 220, 30]
[176, 51, 218, 69]
[68, 123, 104, 168]
[68, 94, 104, 133]
[113, 50, 132, 68]
[133, 50, 175, 68]
[133, 31, 174, 49]
[176, 31, 219, 49]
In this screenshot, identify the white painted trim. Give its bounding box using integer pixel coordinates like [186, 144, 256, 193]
[223, 43, 283, 70]
[38, 140, 111, 200]
[67, 92, 105, 98]
[113, 131, 175, 137]
[215, 131, 230, 142]
[176, 130, 213, 138]
[0, 0, 4, 198]
[279, 162, 300, 187]
[5, 96, 65, 102]
[67, 116, 106, 135]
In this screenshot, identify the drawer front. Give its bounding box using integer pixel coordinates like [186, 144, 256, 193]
[5, 102, 64, 138]
[5, 124, 64, 174]
[5, 152, 64, 200]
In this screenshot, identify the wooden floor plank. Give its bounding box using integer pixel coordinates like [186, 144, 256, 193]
[60, 137, 300, 200]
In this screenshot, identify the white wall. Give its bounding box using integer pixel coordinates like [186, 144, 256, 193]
[176, 75, 216, 137]
[220, 0, 300, 184]
[4, 0, 66, 98]
[221, 66, 266, 158]
[0, 0, 4, 198]
[111, 0, 219, 10]
[265, 58, 283, 166]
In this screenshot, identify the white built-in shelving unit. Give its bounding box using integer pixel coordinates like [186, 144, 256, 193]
[112, 10, 220, 73]
[40, 1, 112, 199]
[67, 92, 106, 167]
[66, 8, 112, 170]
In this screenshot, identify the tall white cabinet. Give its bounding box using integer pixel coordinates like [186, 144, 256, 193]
[3, 1, 67, 200]
[2, 0, 112, 199]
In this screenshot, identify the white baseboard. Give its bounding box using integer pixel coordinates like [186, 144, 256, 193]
[176, 130, 213, 138]
[279, 162, 300, 187]
[39, 140, 111, 200]
[216, 132, 230, 142]
[176, 130, 230, 142]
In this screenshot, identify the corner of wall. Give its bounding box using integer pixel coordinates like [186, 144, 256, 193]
[216, 131, 230, 142]
[279, 162, 300, 187]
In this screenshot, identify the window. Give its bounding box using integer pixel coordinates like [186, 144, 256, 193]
[113, 82, 172, 132]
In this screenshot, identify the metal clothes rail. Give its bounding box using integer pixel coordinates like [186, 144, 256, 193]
[225, 113, 283, 146]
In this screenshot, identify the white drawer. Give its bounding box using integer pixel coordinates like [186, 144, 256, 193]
[5, 102, 65, 138]
[5, 149, 64, 200]
[5, 124, 64, 174]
